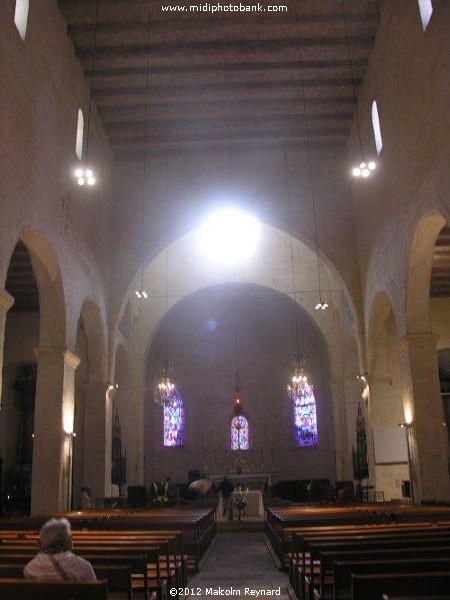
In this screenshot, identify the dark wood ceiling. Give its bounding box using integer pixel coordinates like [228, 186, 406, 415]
[57, 0, 381, 159]
[8, 3, 450, 310]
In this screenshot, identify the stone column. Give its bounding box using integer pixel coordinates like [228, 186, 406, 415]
[330, 379, 347, 481]
[82, 382, 114, 504]
[0, 289, 14, 408]
[128, 385, 146, 486]
[367, 375, 408, 500]
[31, 348, 80, 514]
[396, 334, 449, 502]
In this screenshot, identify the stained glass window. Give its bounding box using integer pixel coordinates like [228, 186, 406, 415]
[163, 392, 184, 447]
[293, 379, 318, 447]
[231, 415, 249, 450]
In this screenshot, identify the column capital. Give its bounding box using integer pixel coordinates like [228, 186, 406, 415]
[33, 347, 81, 369]
[0, 289, 14, 312]
[396, 333, 439, 358]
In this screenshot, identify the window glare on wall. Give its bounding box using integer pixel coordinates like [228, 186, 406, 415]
[14, 0, 30, 40]
[371, 100, 383, 156]
[418, 0, 433, 30]
[76, 109, 84, 161]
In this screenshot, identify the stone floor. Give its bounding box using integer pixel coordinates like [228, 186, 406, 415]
[184, 532, 291, 600]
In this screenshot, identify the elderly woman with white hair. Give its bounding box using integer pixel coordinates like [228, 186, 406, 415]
[24, 518, 96, 581]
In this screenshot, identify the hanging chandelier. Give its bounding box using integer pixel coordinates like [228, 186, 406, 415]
[287, 367, 311, 400]
[154, 361, 181, 406]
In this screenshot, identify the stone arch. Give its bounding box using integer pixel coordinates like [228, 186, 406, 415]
[120, 223, 357, 389]
[367, 291, 397, 376]
[143, 282, 336, 483]
[406, 210, 446, 334]
[78, 298, 106, 383]
[17, 228, 66, 347]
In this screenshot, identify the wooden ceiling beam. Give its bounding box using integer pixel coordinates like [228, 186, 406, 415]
[76, 36, 374, 59]
[68, 13, 379, 35]
[111, 126, 348, 146]
[115, 137, 346, 159]
[84, 59, 368, 78]
[105, 112, 352, 131]
[92, 77, 362, 98]
[98, 95, 355, 115]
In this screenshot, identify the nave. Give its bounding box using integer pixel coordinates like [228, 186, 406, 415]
[186, 531, 289, 600]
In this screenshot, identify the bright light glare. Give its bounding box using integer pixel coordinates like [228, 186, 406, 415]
[200, 208, 260, 263]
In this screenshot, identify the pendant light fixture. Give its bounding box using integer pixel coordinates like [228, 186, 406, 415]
[294, 2, 329, 311]
[283, 141, 315, 412]
[340, 0, 377, 178]
[135, 12, 152, 300]
[284, 143, 319, 448]
[154, 148, 182, 407]
[75, 0, 99, 186]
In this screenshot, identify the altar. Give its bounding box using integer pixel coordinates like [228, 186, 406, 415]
[209, 471, 277, 492]
[217, 490, 264, 519]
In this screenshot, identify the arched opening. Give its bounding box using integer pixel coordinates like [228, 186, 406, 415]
[144, 283, 334, 486]
[75, 109, 84, 161]
[406, 210, 446, 333]
[0, 229, 66, 514]
[430, 224, 450, 466]
[0, 241, 39, 514]
[417, 0, 433, 30]
[14, 0, 29, 40]
[371, 100, 383, 156]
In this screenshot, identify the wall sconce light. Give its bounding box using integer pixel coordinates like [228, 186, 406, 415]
[107, 383, 119, 402]
[357, 372, 370, 403]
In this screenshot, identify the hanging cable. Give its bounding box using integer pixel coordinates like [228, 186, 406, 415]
[340, 0, 377, 178]
[283, 142, 301, 366]
[294, 0, 328, 310]
[135, 11, 151, 299]
[75, 0, 99, 186]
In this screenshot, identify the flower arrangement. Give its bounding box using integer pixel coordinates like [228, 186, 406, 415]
[233, 490, 248, 519]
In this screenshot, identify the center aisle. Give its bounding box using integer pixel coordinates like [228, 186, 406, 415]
[185, 532, 291, 599]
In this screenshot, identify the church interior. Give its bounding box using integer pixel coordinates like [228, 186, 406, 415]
[1, 0, 450, 524]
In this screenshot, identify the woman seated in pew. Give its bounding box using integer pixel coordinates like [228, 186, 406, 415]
[24, 517, 97, 581]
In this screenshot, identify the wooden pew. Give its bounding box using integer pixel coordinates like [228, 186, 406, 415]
[0, 563, 134, 599]
[0, 549, 163, 600]
[333, 557, 450, 600]
[0, 578, 108, 599]
[303, 533, 450, 600]
[351, 572, 450, 600]
[290, 522, 446, 598]
[0, 528, 186, 587]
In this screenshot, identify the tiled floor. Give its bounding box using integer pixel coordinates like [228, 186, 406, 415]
[184, 532, 290, 599]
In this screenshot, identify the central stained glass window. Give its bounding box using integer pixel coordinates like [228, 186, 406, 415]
[163, 392, 185, 447]
[293, 379, 318, 447]
[231, 415, 249, 450]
